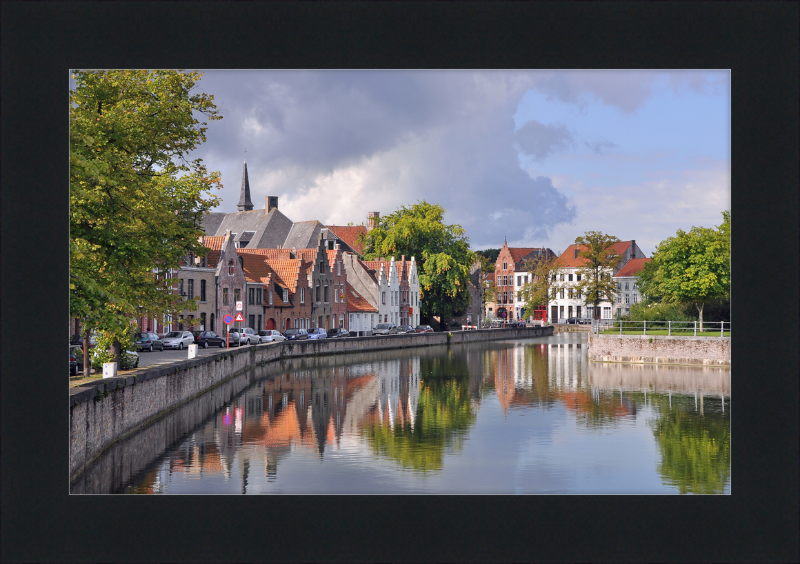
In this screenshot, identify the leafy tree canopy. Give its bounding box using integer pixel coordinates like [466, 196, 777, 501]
[474, 248, 500, 272]
[70, 69, 222, 362]
[572, 231, 622, 318]
[636, 211, 730, 329]
[360, 201, 476, 327]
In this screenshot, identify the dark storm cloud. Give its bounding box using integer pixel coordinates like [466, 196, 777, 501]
[515, 120, 576, 161]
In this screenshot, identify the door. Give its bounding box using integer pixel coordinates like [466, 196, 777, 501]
[266, 318, 275, 330]
[551, 305, 558, 323]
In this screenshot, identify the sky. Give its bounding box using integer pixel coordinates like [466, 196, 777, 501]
[184, 70, 730, 257]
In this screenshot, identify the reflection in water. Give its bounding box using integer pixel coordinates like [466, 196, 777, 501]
[80, 334, 730, 494]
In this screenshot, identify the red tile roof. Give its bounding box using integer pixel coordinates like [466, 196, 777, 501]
[202, 235, 225, 251]
[239, 252, 275, 283]
[345, 282, 377, 313]
[555, 241, 632, 268]
[238, 248, 292, 259]
[264, 259, 305, 293]
[206, 250, 221, 268]
[614, 257, 651, 278]
[294, 248, 318, 262]
[361, 260, 391, 280]
[327, 225, 368, 254]
[508, 247, 545, 264]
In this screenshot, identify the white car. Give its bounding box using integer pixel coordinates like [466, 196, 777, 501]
[229, 327, 258, 346]
[161, 331, 195, 350]
[258, 330, 286, 343]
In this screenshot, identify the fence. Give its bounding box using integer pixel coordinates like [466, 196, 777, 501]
[602, 320, 730, 337]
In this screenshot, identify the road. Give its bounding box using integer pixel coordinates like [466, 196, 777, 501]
[134, 341, 273, 368]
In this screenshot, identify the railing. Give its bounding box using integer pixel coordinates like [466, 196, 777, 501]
[604, 320, 730, 337]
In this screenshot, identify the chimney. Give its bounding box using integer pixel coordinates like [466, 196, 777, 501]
[367, 211, 380, 232]
[267, 196, 278, 212]
[630, 240, 635, 259]
[401, 255, 405, 262]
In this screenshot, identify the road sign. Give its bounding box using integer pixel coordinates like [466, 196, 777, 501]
[234, 312, 244, 322]
[223, 314, 233, 325]
[236, 301, 243, 311]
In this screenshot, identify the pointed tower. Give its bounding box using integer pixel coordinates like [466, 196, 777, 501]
[237, 151, 254, 212]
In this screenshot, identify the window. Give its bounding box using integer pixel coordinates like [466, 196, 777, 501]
[337, 261, 341, 275]
[324, 284, 329, 303]
[503, 291, 507, 303]
[551, 288, 557, 299]
[568, 288, 574, 299]
[577, 274, 581, 281]
[295, 318, 298, 328]
[603, 307, 611, 319]
[300, 287, 305, 304]
[320, 261, 324, 272]
[577, 290, 582, 299]
[200, 280, 206, 302]
[249, 315, 255, 328]
[617, 282, 622, 290]
[524, 276, 528, 284]
[633, 294, 638, 303]
[382, 292, 386, 305]
[617, 294, 622, 303]
[509, 291, 514, 302]
[559, 305, 564, 318]
[269, 290, 273, 305]
[223, 288, 229, 305]
[517, 276, 522, 286]
[560, 274, 565, 282]
[339, 314, 344, 328]
[625, 282, 629, 290]
[234, 288, 240, 305]
[228, 259, 234, 276]
[248, 288, 254, 304]
[201, 312, 206, 330]
[552, 274, 557, 281]
[625, 294, 629, 304]
[316, 283, 321, 302]
[503, 262, 507, 270]
[576, 306, 581, 318]
[283, 289, 288, 303]
[633, 283, 637, 290]
[568, 274, 573, 282]
[559, 288, 565, 299]
[188, 279, 195, 299]
[257, 288, 262, 304]
[178, 279, 184, 297]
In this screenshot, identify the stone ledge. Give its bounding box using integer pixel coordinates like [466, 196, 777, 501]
[594, 334, 730, 342]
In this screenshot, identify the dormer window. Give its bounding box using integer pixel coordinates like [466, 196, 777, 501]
[283, 288, 288, 303]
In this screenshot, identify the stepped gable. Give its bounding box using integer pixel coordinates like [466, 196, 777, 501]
[264, 258, 304, 293]
[283, 220, 325, 251]
[294, 248, 318, 263]
[614, 257, 651, 277]
[345, 282, 378, 313]
[326, 225, 368, 254]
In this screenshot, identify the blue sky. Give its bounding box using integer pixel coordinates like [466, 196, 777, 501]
[177, 70, 730, 258]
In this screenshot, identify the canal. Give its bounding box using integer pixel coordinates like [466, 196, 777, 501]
[71, 332, 731, 494]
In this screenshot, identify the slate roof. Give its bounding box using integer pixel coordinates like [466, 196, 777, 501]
[614, 257, 651, 278]
[201, 212, 226, 236]
[556, 241, 632, 268]
[346, 282, 378, 313]
[213, 208, 294, 250]
[283, 220, 325, 251]
[326, 225, 368, 255]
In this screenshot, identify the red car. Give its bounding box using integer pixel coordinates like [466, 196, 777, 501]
[414, 325, 434, 333]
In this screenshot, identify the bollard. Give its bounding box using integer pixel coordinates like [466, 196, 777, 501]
[103, 362, 117, 379]
[188, 344, 198, 359]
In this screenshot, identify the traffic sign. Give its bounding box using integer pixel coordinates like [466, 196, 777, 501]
[223, 314, 233, 325]
[234, 312, 244, 322]
[236, 301, 243, 311]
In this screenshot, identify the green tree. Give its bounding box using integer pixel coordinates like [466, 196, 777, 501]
[517, 255, 561, 322]
[636, 212, 730, 330]
[70, 69, 222, 370]
[572, 232, 622, 320]
[360, 201, 475, 330]
[474, 248, 500, 272]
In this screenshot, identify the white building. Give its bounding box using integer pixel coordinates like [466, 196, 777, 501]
[612, 258, 651, 317]
[549, 240, 647, 322]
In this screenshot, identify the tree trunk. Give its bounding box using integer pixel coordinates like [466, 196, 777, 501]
[111, 339, 122, 364]
[83, 326, 91, 377]
[696, 303, 704, 332]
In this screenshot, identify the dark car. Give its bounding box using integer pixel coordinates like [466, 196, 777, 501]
[565, 318, 582, 325]
[414, 325, 434, 333]
[134, 331, 164, 352]
[71, 345, 88, 373]
[327, 328, 351, 338]
[578, 318, 592, 325]
[69, 346, 78, 376]
[396, 325, 415, 334]
[283, 328, 309, 340]
[193, 330, 226, 348]
[70, 332, 98, 349]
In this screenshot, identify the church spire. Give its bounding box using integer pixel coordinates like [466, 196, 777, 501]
[237, 149, 254, 212]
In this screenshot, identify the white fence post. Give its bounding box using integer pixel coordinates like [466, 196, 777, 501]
[694, 321, 697, 336]
[668, 320, 671, 336]
[643, 320, 647, 336]
[721, 321, 724, 337]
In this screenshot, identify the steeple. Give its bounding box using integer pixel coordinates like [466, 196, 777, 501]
[237, 149, 254, 212]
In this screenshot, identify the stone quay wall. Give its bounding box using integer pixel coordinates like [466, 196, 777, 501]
[70, 326, 552, 482]
[587, 333, 730, 366]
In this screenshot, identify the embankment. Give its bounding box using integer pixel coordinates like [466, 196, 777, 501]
[70, 326, 552, 482]
[587, 333, 730, 366]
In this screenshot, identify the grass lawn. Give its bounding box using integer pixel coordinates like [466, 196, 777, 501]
[599, 329, 730, 337]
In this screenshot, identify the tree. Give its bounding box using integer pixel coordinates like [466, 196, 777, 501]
[517, 255, 561, 322]
[70, 69, 222, 371]
[636, 212, 730, 330]
[360, 201, 475, 330]
[474, 248, 500, 272]
[572, 232, 622, 320]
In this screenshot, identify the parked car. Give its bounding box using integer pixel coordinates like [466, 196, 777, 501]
[70, 331, 98, 349]
[258, 329, 286, 343]
[161, 331, 195, 350]
[373, 323, 398, 336]
[326, 328, 351, 338]
[578, 318, 592, 325]
[69, 346, 78, 376]
[414, 325, 434, 333]
[396, 325, 415, 334]
[565, 317, 580, 325]
[134, 331, 164, 352]
[70, 345, 86, 373]
[193, 330, 226, 348]
[307, 327, 328, 340]
[283, 328, 309, 340]
[514, 321, 527, 328]
[229, 327, 258, 346]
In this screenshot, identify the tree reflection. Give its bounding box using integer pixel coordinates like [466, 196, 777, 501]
[363, 352, 477, 472]
[648, 395, 730, 494]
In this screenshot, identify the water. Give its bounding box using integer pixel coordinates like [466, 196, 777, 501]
[71, 333, 731, 494]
